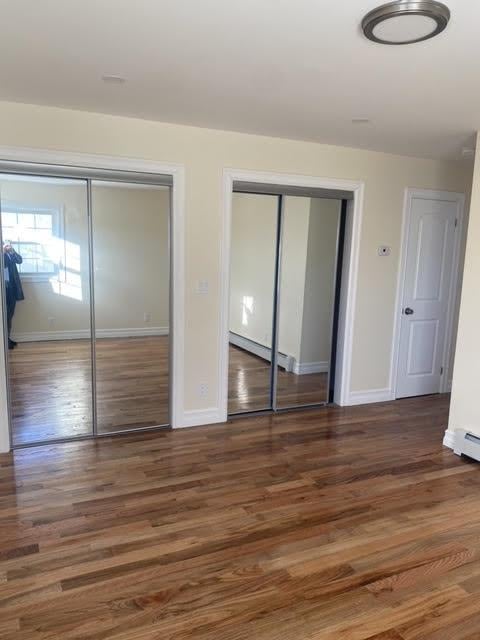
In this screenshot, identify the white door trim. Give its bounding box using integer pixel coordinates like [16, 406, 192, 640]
[0, 145, 185, 453]
[390, 187, 465, 399]
[219, 168, 365, 421]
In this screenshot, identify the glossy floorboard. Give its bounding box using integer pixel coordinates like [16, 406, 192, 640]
[1, 394, 480, 639]
[9, 339, 327, 446]
[228, 344, 328, 414]
[8, 337, 170, 446]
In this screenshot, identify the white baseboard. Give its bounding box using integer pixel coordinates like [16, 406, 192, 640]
[443, 429, 456, 451]
[346, 388, 394, 406]
[293, 360, 329, 375]
[229, 332, 292, 370]
[12, 327, 169, 342]
[179, 408, 224, 429]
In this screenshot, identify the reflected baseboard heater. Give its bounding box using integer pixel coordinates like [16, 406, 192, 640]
[454, 430, 480, 461]
[229, 332, 293, 371]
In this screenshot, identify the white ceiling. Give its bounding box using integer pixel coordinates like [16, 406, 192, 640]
[0, 0, 477, 160]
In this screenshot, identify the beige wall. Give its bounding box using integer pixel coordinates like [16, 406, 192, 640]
[229, 193, 277, 347]
[278, 197, 311, 361]
[229, 194, 339, 366]
[0, 100, 472, 452]
[229, 194, 314, 362]
[300, 198, 341, 365]
[449, 134, 480, 437]
[92, 184, 169, 333]
[1, 180, 169, 337]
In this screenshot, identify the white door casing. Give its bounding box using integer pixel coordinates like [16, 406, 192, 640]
[219, 169, 365, 419]
[0, 146, 185, 453]
[395, 189, 464, 399]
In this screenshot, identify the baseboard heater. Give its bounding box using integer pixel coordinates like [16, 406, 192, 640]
[454, 430, 480, 461]
[229, 332, 293, 371]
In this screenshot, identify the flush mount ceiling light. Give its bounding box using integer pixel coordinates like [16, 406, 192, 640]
[362, 1, 450, 45]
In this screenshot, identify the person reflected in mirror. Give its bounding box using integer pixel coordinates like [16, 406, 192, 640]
[3, 242, 24, 350]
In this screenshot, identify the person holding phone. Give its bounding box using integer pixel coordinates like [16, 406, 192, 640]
[3, 242, 24, 349]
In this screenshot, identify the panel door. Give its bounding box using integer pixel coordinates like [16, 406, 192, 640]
[396, 195, 458, 399]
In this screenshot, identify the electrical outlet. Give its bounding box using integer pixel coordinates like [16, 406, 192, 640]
[143, 311, 151, 323]
[48, 317, 55, 327]
[198, 383, 208, 398]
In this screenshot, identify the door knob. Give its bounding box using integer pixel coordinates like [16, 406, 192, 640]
[404, 307, 414, 315]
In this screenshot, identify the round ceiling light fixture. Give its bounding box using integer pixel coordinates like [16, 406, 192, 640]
[362, 1, 450, 45]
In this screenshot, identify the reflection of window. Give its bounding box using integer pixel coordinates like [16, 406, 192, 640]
[1, 204, 62, 281]
[242, 295, 254, 326]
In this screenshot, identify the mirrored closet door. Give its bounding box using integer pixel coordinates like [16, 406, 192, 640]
[276, 196, 342, 409]
[228, 188, 347, 417]
[0, 174, 93, 446]
[91, 181, 170, 434]
[0, 166, 172, 448]
[228, 193, 278, 414]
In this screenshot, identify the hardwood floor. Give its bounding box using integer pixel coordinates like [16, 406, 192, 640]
[228, 345, 328, 414]
[1, 394, 480, 639]
[95, 337, 169, 433]
[8, 337, 170, 446]
[10, 339, 327, 446]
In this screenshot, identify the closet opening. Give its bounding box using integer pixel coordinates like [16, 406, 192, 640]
[227, 181, 353, 417]
[0, 161, 174, 448]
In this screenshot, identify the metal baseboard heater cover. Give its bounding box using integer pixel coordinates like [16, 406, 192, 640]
[454, 430, 480, 460]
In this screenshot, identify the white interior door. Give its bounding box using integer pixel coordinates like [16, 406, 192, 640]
[396, 192, 460, 399]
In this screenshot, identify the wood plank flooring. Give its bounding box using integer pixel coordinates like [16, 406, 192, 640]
[8, 337, 170, 446]
[1, 394, 480, 639]
[228, 345, 328, 414]
[9, 339, 327, 445]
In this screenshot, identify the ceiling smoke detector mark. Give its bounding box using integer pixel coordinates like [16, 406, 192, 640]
[102, 74, 126, 85]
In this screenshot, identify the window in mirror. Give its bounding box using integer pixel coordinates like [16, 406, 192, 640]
[1, 204, 62, 279]
[0, 174, 93, 446]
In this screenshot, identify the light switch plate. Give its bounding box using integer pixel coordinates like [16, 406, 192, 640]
[196, 280, 209, 295]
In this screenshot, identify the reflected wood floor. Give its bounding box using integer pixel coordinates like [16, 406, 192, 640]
[9, 336, 170, 446]
[11, 339, 326, 446]
[2, 395, 480, 639]
[228, 345, 328, 414]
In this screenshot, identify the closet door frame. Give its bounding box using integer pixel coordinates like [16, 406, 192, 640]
[0, 147, 185, 452]
[220, 169, 365, 421]
[269, 194, 283, 411]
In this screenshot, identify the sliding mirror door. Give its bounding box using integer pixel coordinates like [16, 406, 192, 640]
[228, 193, 278, 414]
[276, 197, 342, 409]
[0, 174, 92, 445]
[91, 181, 171, 433]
